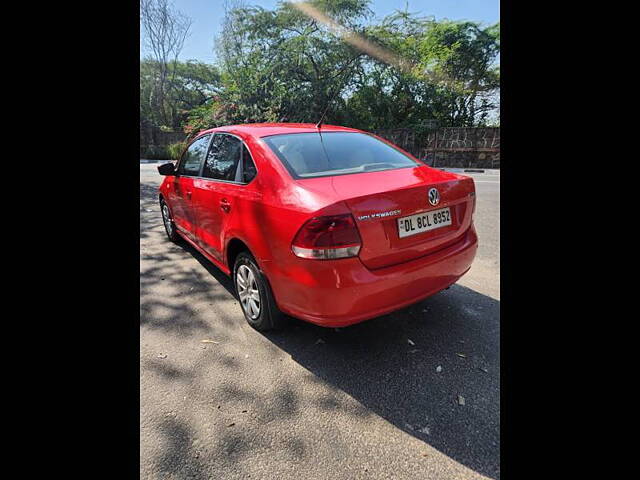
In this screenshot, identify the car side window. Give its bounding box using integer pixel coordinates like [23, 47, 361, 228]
[178, 134, 211, 176]
[202, 134, 242, 181]
[242, 144, 257, 183]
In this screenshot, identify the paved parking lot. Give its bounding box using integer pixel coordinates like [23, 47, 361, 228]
[140, 164, 500, 479]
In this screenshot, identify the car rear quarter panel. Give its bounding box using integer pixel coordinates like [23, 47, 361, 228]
[225, 136, 358, 295]
[220, 135, 318, 274]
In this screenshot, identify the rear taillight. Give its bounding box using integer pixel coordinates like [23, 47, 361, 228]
[292, 214, 362, 260]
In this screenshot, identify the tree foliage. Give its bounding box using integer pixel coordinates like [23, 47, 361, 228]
[140, 59, 221, 129]
[349, 12, 500, 130]
[191, 0, 372, 129]
[141, 0, 500, 134]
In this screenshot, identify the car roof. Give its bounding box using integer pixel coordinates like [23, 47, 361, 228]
[197, 123, 364, 138]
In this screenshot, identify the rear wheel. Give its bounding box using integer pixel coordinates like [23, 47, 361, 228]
[160, 199, 180, 243]
[233, 252, 285, 331]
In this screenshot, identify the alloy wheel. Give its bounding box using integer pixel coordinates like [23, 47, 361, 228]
[236, 264, 261, 319]
[161, 204, 173, 236]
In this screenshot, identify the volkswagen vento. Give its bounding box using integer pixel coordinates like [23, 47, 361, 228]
[157, 123, 478, 331]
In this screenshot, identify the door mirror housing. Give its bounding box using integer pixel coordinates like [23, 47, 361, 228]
[157, 162, 176, 176]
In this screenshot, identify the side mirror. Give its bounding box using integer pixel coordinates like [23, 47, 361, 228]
[157, 162, 176, 176]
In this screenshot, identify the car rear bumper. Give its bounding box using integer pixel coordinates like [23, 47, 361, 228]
[269, 224, 478, 327]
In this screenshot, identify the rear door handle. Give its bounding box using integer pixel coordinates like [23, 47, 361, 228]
[220, 198, 231, 213]
[186, 191, 192, 199]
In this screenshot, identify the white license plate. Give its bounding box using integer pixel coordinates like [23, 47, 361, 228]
[397, 207, 452, 238]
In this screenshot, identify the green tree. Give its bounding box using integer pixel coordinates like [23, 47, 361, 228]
[184, 1, 500, 133]
[187, 0, 371, 130]
[347, 12, 499, 130]
[140, 59, 221, 130]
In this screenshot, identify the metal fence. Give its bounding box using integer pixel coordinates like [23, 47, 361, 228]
[373, 127, 500, 169]
[140, 123, 500, 168]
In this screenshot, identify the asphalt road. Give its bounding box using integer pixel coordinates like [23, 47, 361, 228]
[140, 164, 500, 479]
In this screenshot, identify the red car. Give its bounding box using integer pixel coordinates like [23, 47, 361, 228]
[157, 123, 478, 331]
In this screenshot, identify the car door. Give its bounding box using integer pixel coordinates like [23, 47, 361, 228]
[192, 133, 257, 263]
[169, 134, 211, 242]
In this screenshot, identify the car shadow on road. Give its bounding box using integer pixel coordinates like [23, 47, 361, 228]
[263, 284, 500, 479]
[179, 241, 237, 297]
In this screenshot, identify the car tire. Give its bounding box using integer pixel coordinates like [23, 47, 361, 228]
[160, 199, 181, 243]
[233, 252, 286, 331]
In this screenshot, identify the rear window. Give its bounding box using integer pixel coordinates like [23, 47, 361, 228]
[262, 132, 419, 179]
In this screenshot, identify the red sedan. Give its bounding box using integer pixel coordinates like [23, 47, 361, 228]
[157, 123, 478, 330]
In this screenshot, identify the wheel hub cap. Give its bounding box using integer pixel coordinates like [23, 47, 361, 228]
[162, 204, 172, 235]
[236, 265, 261, 319]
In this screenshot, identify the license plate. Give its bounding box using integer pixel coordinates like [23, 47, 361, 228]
[397, 207, 452, 238]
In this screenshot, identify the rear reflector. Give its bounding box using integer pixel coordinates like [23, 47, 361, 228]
[292, 245, 361, 260]
[292, 214, 362, 260]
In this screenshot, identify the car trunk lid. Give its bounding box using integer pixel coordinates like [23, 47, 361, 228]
[328, 166, 475, 269]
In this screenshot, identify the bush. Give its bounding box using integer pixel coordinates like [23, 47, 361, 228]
[167, 142, 187, 160]
[140, 143, 187, 160]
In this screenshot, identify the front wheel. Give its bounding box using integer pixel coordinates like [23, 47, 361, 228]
[233, 252, 286, 331]
[160, 199, 180, 243]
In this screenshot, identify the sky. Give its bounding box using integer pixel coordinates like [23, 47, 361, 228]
[141, 0, 500, 63]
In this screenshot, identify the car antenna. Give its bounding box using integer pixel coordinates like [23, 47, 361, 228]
[316, 57, 359, 129]
[315, 77, 345, 130]
[315, 101, 332, 130]
[315, 86, 339, 166]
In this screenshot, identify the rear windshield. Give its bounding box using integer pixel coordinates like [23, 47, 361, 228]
[262, 132, 420, 179]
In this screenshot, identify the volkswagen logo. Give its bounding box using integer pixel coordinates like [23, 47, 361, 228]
[428, 188, 440, 206]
